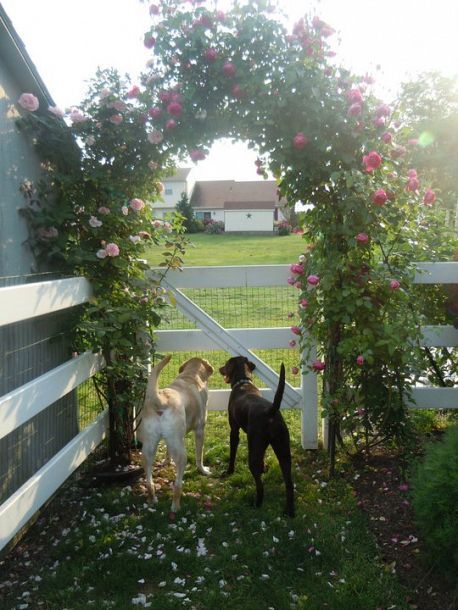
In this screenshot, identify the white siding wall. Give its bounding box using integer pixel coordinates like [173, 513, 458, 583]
[224, 210, 273, 232]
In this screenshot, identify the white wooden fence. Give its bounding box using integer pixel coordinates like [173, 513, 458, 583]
[0, 262, 457, 551]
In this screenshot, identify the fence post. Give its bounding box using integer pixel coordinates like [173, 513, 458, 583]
[301, 343, 318, 449]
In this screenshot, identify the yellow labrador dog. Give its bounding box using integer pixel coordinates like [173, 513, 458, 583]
[138, 355, 213, 512]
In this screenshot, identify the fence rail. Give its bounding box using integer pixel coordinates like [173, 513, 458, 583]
[0, 262, 457, 552]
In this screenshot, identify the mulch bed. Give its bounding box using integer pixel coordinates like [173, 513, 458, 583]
[348, 450, 457, 610]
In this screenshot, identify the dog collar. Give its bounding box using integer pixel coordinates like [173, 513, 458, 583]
[231, 378, 252, 390]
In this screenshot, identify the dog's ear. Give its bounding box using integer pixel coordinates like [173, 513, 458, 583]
[247, 360, 256, 372]
[202, 359, 214, 376]
[178, 359, 189, 374]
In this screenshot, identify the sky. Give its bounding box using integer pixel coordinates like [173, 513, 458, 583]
[3, 0, 457, 181]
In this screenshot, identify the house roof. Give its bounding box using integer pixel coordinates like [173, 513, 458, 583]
[191, 180, 284, 209]
[163, 167, 192, 182]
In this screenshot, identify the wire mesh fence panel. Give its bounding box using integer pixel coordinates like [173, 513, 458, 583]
[155, 285, 301, 390]
[77, 375, 107, 430]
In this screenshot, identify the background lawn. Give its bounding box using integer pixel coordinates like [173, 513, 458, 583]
[146, 232, 305, 267]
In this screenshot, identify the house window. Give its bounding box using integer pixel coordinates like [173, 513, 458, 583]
[204, 212, 211, 221]
[165, 188, 173, 195]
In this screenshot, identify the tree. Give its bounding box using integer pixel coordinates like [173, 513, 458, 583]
[176, 192, 201, 233]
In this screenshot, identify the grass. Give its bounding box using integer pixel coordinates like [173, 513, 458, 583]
[146, 232, 305, 267]
[0, 412, 411, 610]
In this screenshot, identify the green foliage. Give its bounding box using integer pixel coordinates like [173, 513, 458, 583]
[16, 68, 188, 462]
[411, 425, 458, 582]
[175, 191, 201, 233]
[204, 220, 225, 234]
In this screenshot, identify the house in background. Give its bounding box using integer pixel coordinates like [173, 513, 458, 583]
[154, 167, 194, 218]
[191, 179, 286, 232]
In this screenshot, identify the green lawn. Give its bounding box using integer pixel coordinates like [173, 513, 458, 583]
[146, 232, 305, 267]
[0, 413, 411, 610]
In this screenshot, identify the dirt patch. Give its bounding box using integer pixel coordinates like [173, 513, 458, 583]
[348, 450, 457, 610]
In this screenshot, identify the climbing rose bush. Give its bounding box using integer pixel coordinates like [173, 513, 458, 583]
[136, 0, 457, 468]
[16, 68, 188, 463]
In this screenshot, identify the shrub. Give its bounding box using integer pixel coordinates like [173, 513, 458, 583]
[411, 425, 458, 582]
[277, 220, 291, 236]
[204, 220, 225, 234]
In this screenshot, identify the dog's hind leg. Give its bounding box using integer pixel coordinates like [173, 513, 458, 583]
[141, 436, 160, 504]
[248, 437, 267, 508]
[168, 438, 187, 513]
[271, 439, 295, 517]
[194, 425, 211, 476]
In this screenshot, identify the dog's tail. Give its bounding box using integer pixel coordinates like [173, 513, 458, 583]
[143, 355, 172, 411]
[268, 363, 285, 416]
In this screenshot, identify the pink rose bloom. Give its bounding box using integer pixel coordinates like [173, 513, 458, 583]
[290, 263, 304, 275]
[105, 243, 120, 257]
[291, 366, 300, 375]
[166, 119, 177, 130]
[167, 101, 183, 116]
[89, 216, 102, 228]
[190, 149, 206, 162]
[127, 85, 140, 98]
[85, 135, 95, 146]
[406, 177, 420, 192]
[232, 84, 244, 98]
[203, 48, 218, 61]
[148, 107, 162, 118]
[375, 104, 391, 118]
[299, 298, 309, 309]
[408, 138, 419, 146]
[70, 108, 86, 123]
[287, 277, 295, 286]
[363, 151, 382, 172]
[147, 130, 164, 144]
[390, 279, 400, 290]
[99, 88, 111, 99]
[222, 62, 236, 77]
[289, 339, 297, 348]
[346, 88, 363, 104]
[293, 132, 309, 150]
[130, 198, 145, 211]
[356, 355, 364, 366]
[372, 189, 387, 206]
[48, 105, 65, 118]
[407, 169, 418, 178]
[96, 249, 107, 259]
[109, 114, 123, 125]
[148, 160, 159, 170]
[290, 325, 302, 336]
[144, 35, 156, 48]
[348, 103, 363, 117]
[111, 101, 127, 112]
[18, 93, 39, 111]
[356, 232, 369, 243]
[149, 4, 160, 15]
[373, 117, 385, 127]
[122, 206, 129, 216]
[382, 131, 392, 143]
[311, 360, 325, 372]
[98, 206, 111, 215]
[307, 274, 320, 286]
[138, 231, 151, 239]
[423, 188, 436, 205]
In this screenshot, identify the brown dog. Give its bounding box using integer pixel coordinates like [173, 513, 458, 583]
[138, 355, 213, 512]
[219, 356, 295, 517]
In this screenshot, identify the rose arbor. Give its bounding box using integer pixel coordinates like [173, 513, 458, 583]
[141, 0, 450, 471]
